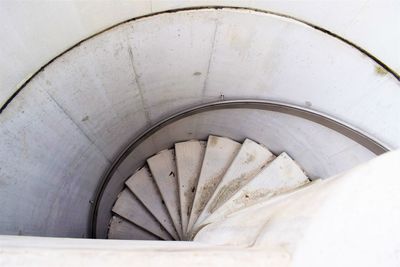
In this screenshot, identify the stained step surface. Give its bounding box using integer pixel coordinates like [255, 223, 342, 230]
[125, 166, 179, 240]
[198, 152, 310, 227]
[192, 139, 275, 232]
[108, 216, 161, 240]
[111, 189, 172, 240]
[147, 149, 183, 239]
[187, 136, 241, 234]
[175, 140, 206, 238]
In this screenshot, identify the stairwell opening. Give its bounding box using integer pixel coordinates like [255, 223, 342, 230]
[95, 102, 387, 240]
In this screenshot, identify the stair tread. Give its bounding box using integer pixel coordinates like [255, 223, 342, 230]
[108, 215, 161, 240]
[193, 138, 275, 231]
[199, 152, 310, 227]
[125, 167, 179, 240]
[187, 136, 241, 234]
[112, 189, 172, 240]
[175, 140, 206, 238]
[147, 149, 183, 239]
[193, 179, 321, 245]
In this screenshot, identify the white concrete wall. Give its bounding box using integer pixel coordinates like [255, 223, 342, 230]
[1, 0, 399, 107]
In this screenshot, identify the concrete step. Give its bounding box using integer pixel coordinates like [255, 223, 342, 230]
[193, 179, 322, 246]
[108, 215, 161, 240]
[125, 166, 179, 240]
[187, 136, 241, 234]
[192, 139, 275, 232]
[199, 152, 310, 227]
[147, 149, 183, 239]
[111, 189, 172, 240]
[175, 140, 206, 238]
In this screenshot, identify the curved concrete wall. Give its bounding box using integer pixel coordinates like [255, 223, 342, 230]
[1, 1, 399, 108]
[0, 6, 399, 238]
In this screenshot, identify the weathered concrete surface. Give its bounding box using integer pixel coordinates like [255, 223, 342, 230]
[0, 85, 110, 237]
[193, 138, 274, 231]
[1, 1, 399, 108]
[188, 136, 240, 234]
[147, 149, 183, 239]
[198, 152, 309, 228]
[112, 189, 172, 240]
[108, 216, 160, 240]
[125, 167, 179, 239]
[175, 140, 206, 237]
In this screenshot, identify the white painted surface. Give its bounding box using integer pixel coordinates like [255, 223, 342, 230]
[112, 189, 172, 240]
[195, 151, 400, 266]
[125, 167, 179, 240]
[108, 216, 160, 240]
[147, 149, 183, 238]
[194, 138, 274, 230]
[0, 235, 286, 267]
[175, 140, 206, 237]
[188, 136, 240, 233]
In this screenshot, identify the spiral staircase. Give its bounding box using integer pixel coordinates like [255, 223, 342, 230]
[1, 2, 400, 266]
[108, 136, 310, 240]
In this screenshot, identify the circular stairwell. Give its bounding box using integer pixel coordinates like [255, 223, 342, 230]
[0, 7, 399, 240]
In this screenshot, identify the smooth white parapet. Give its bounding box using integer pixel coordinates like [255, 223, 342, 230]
[195, 150, 400, 267]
